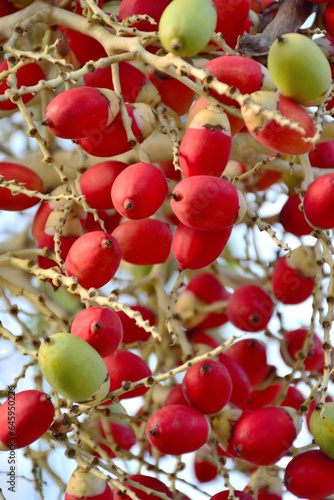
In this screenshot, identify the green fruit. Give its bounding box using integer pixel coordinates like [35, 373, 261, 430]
[268, 33, 332, 106]
[38, 333, 109, 406]
[310, 402, 334, 460]
[159, 0, 217, 57]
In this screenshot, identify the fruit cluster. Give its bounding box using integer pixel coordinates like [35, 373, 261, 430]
[1, 0, 334, 499]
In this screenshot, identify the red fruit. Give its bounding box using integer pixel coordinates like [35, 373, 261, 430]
[114, 474, 172, 500]
[0, 3, 19, 16]
[211, 492, 254, 500]
[324, 2, 334, 39]
[309, 141, 334, 169]
[111, 163, 168, 219]
[77, 103, 156, 157]
[0, 162, 45, 211]
[156, 160, 182, 181]
[37, 232, 78, 270]
[163, 384, 190, 407]
[212, 408, 254, 458]
[56, 0, 105, 15]
[65, 468, 113, 500]
[82, 210, 122, 234]
[188, 330, 220, 350]
[240, 383, 283, 411]
[280, 385, 305, 411]
[0, 390, 54, 450]
[179, 107, 231, 177]
[213, 0, 251, 48]
[43, 87, 119, 139]
[170, 176, 240, 231]
[92, 419, 137, 459]
[0, 60, 45, 110]
[116, 305, 155, 344]
[173, 223, 232, 270]
[303, 173, 334, 229]
[146, 404, 210, 455]
[118, 0, 169, 31]
[182, 359, 232, 415]
[284, 450, 334, 499]
[58, 26, 107, 66]
[279, 194, 313, 236]
[233, 406, 301, 465]
[280, 328, 324, 372]
[112, 219, 172, 265]
[71, 306, 123, 358]
[227, 284, 274, 333]
[306, 395, 333, 432]
[194, 446, 218, 482]
[272, 255, 315, 304]
[65, 231, 121, 289]
[218, 353, 252, 406]
[226, 339, 268, 388]
[79, 161, 127, 210]
[32, 201, 53, 243]
[103, 349, 151, 401]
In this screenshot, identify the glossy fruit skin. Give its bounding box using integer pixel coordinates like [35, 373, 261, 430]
[213, 0, 251, 48]
[111, 163, 168, 219]
[241, 91, 316, 155]
[173, 223, 232, 270]
[0, 390, 54, 451]
[159, 0, 217, 57]
[88, 418, 137, 459]
[227, 284, 274, 333]
[284, 450, 334, 499]
[303, 173, 334, 229]
[146, 404, 210, 455]
[194, 446, 218, 482]
[58, 26, 107, 66]
[324, 2, 334, 40]
[65, 467, 113, 500]
[182, 359, 232, 414]
[226, 339, 268, 388]
[82, 210, 122, 234]
[163, 384, 190, 407]
[279, 194, 313, 236]
[79, 161, 127, 210]
[171, 176, 240, 232]
[280, 328, 324, 372]
[112, 219, 172, 265]
[116, 305, 155, 344]
[65, 231, 121, 289]
[218, 353, 252, 406]
[0, 60, 45, 110]
[113, 474, 172, 500]
[240, 383, 284, 411]
[268, 33, 331, 105]
[38, 333, 109, 405]
[71, 306, 123, 358]
[103, 349, 151, 401]
[0, 162, 45, 211]
[37, 232, 78, 271]
[280, 385, 305, 411]
[272, 256, 315, 305]
[309, 141, 334, 169]
[233, 406, 300, 465]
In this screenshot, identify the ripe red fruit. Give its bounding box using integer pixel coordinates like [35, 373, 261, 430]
[0, 162, 45, 211]
[0, 60, 45, 110]
[232, 406, 301, 465]
[272, 255, 315, 304]
[0, 2, 19, 16]
[163, 384, 190, 407]
[303, 173, 334, 229]
[114, 474, 172, 500]
[211, 491, 254, 500]
[65, 231, 121, 289]
[280, 328, 324, 372]
[213, 0, 251, 48]
[71, 307, 123, 358]
[240, 383, 284, 411]
[173, 223, 232, 270]
[88, 418, 137, 459]
[82, 210, 122, 234]
[324, 2, 334, 39]
[194, 446, 218, 482]
[227, 284, 274, 332]
[58, 26, 107, 66]
[111, 163, 168, 219]
[226, 339, 268, 388]
[43, 87, 119, 139]
[79, 161, 127, 210]
[146, 405, 210, 455]
[309, 140, 334, 169]
[118, 0, 169, 31]
[279, 194, 313, 236]
[112, 219, 172, 265]
[171, 176, 240, 231]
[37, 232, 78, 270]
[280, 385, 305, 410]
[182, 359, 232, 414]
[218, 353, 252, 406]
[116, 305, 155, 344]
[212, 408, 254, 459]
[0, 390, 54, 450]
[284, 450, 334, 499]
[103, 349, 152, 401]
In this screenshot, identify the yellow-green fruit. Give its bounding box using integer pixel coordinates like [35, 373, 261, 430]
[159, 0, 217, 57]
[38, 333, 109, 406]
[310, 403, 334, 460]
[268, 33, 332, 106]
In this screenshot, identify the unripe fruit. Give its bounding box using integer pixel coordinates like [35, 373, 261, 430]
[268, 33, 331, 105]
[43, 87, 120, 139]
[284, 450, 334, 499]
[310, 402, 334, 460]
[112, 219, 172, 265]
[233, 406, 301, 465]
[171, 176, 241, 232]
[227, 284, 274, 332]
[280, 328, 324, 372]
[65, 468, 113, 500]
[38, 333, 109, 405]
[71, 307, 123, 358]
[113, 474, 172, 500]
[159, 0, 217, 57]
[0, 390, 54, 450]
[65, 231, 121, 289]
[303, 173, 334, 229]
[0, 60, 45, 110]
[146, 404, 211, 455]
[111, 163, 168, 219]
[182, 359, 232, 415]
[241, 91, 316, 155]
[306, 395, 333, 432]
[0, 162, 45, 211]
